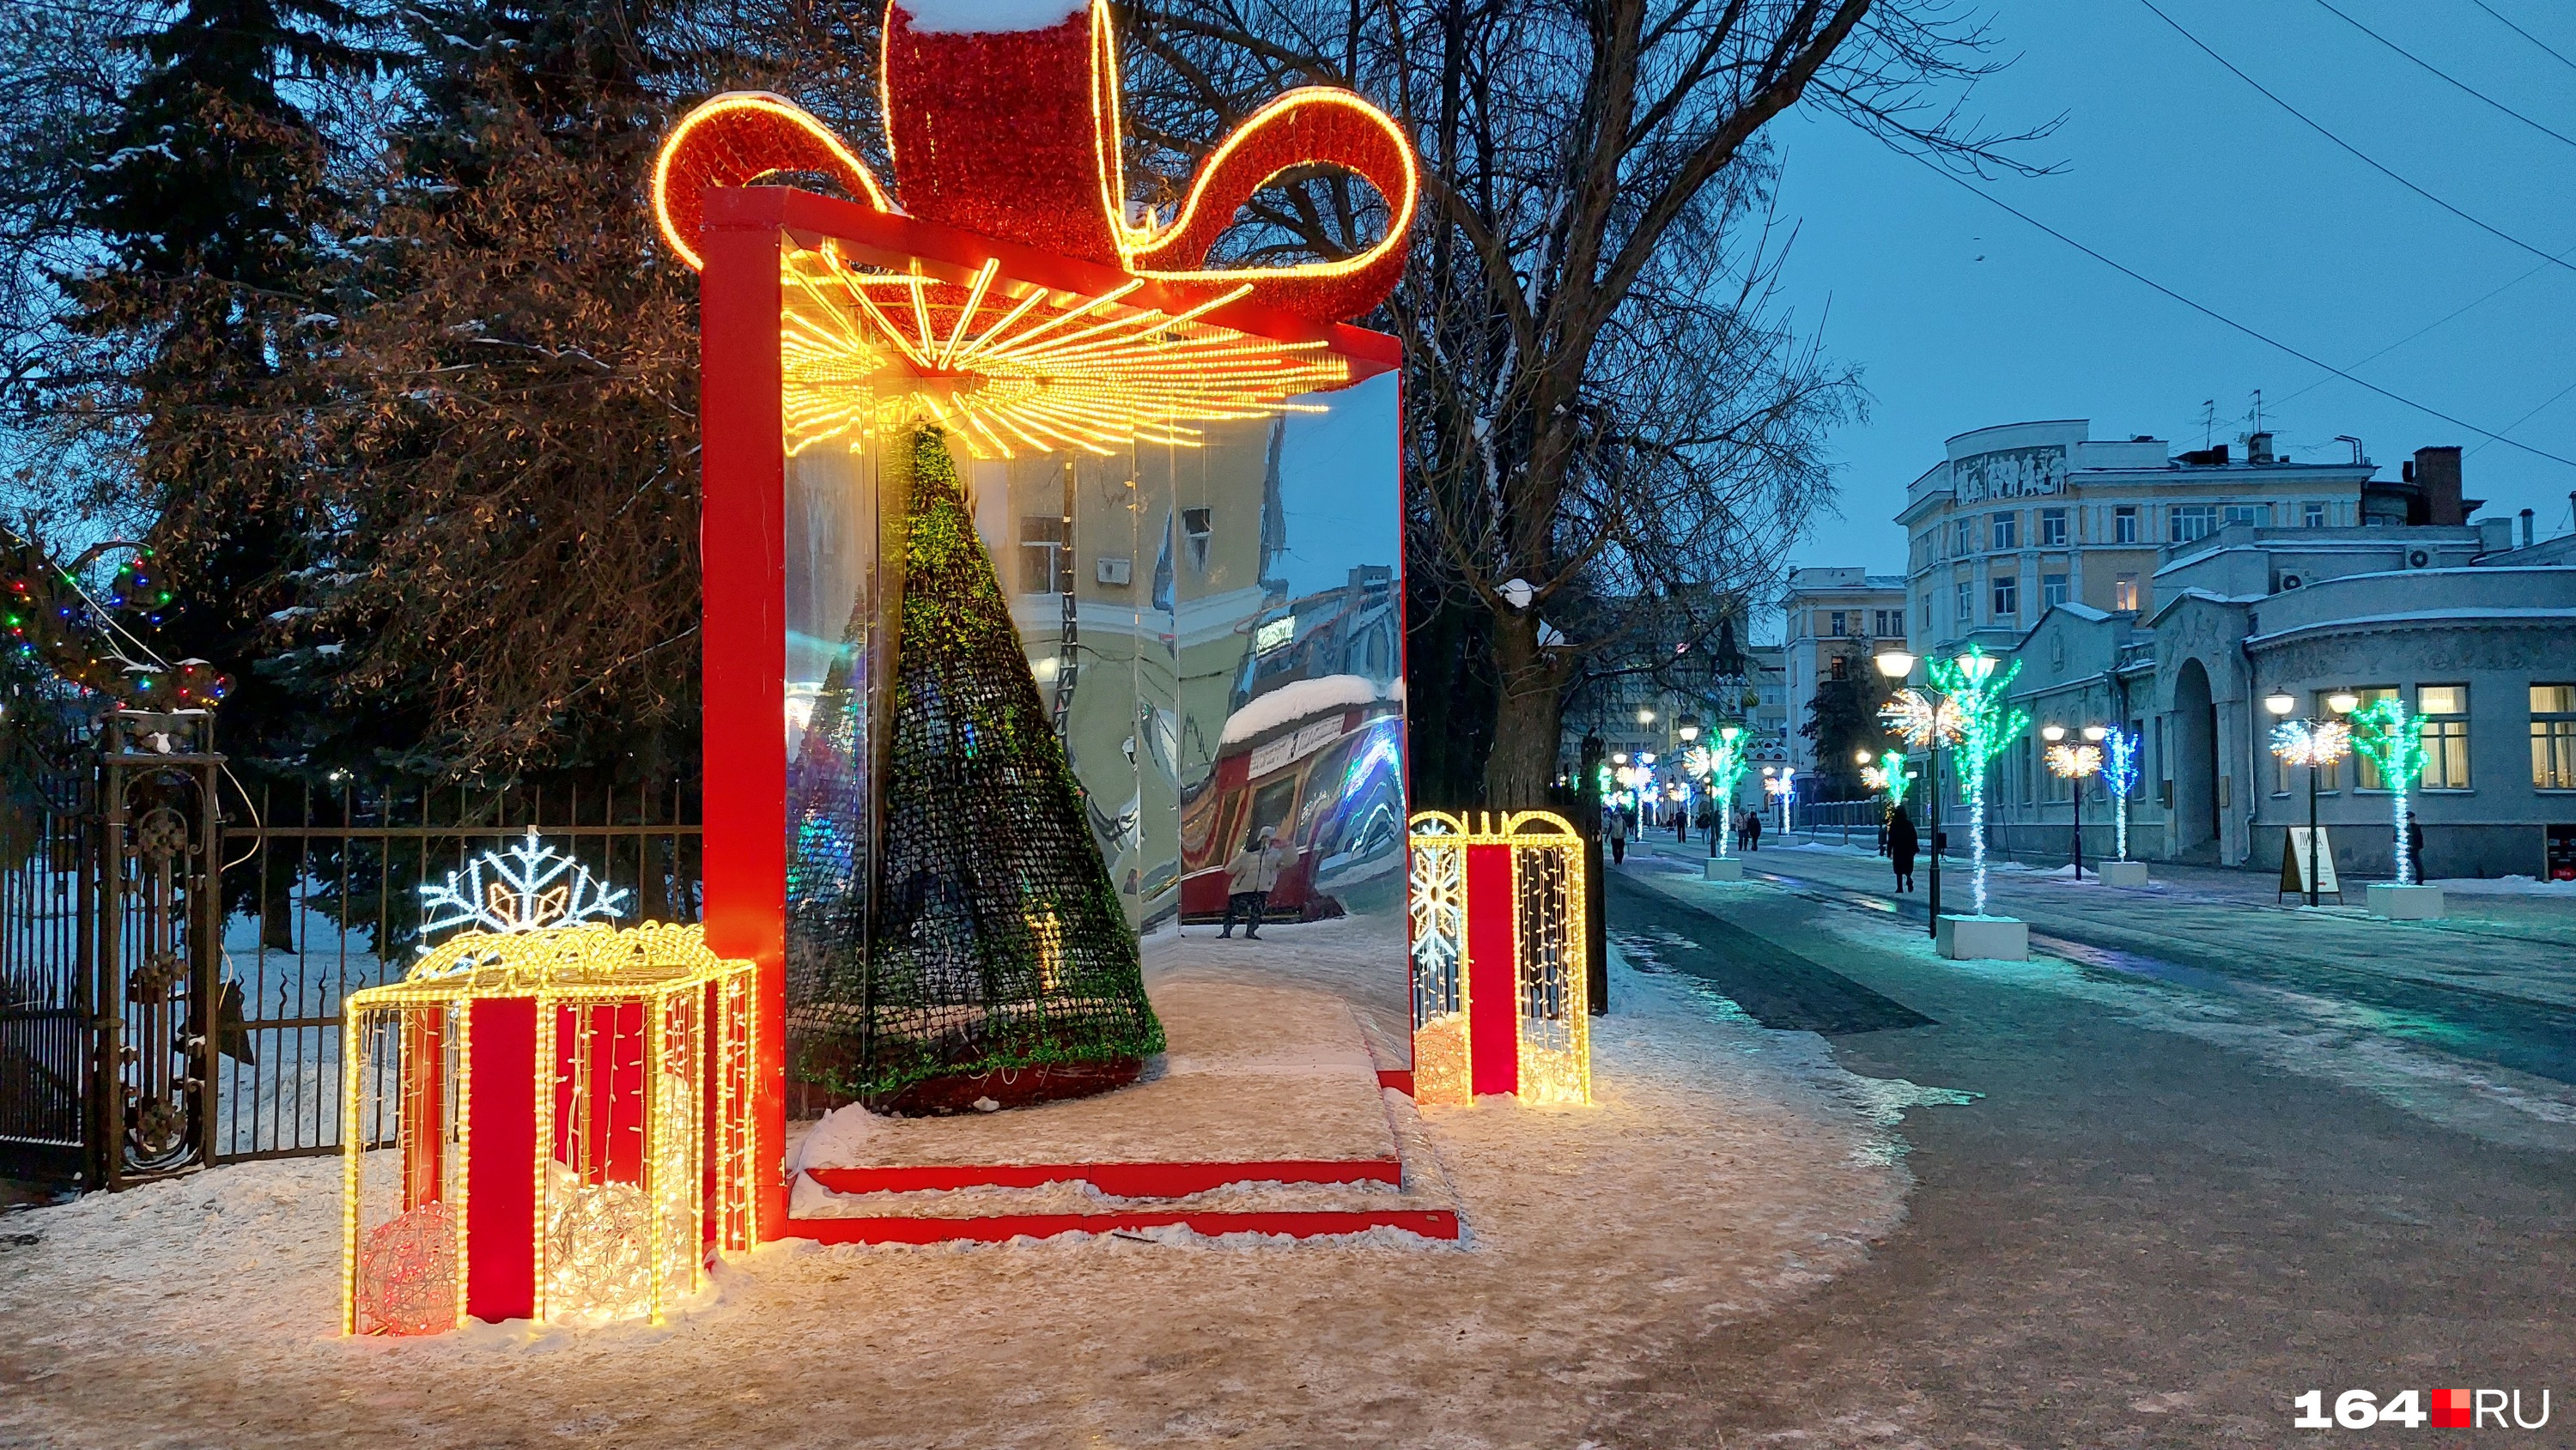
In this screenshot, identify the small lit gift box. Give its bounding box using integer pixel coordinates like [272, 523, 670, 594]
[1405, 811, 1591, 1107]
[340, 893, 756, 1335]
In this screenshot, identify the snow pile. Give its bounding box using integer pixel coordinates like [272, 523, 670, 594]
[786, 1101, 883, 1173]
[0, 907, 1935, 1448]
[2427, 875, 2576, 896]
[1217, 673, 1386, 746]
[894, 0, 1086, 33]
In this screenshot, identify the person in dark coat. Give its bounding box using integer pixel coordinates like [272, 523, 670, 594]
[2405, 811, 2425, 880]
[1743, 808, 1763, 852]
[1886, 805, 1919, 893]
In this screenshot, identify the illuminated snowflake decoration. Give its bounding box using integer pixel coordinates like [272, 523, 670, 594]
[2269, 718, 2353, 768]
[417, 829, 630, 945]
[2044, 743, 2104, 780]
[1880, 689, 1964, 748]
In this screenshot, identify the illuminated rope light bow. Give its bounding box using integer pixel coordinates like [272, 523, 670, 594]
[653, 0, 1417, 327]
[416, 830, 631, 945]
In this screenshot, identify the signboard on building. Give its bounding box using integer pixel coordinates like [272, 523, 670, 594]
[1953, 444, 2069, 501]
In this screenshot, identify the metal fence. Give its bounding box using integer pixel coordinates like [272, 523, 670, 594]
[213, 780, 701, 1163]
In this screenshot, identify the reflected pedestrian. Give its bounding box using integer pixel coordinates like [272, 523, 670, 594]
[1218, 825, 1290, 939]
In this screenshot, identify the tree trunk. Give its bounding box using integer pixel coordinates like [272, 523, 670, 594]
[1482, 611, 1568, 808]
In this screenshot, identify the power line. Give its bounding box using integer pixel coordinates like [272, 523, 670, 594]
[2269, 237, 2576, 414]
[2310, 0, 2576, 149]
[2466, 374, 2576, 456]
[2468, 0, 2576, 75]
[2136, 0, 2576, 277]
[1895, 143, 2576, 471]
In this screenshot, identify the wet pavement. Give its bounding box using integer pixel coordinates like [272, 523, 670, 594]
[1592, 843, 2576, 1447]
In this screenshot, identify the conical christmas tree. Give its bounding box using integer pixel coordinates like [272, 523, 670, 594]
[823, 426, 1162, 1113]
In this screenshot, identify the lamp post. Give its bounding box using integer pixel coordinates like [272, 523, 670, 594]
[1880, 646, 2026, 926]
[1874, 650, 1944, 936]
[2268, 689, 2355, 907]
[2041, 724, 2105, 882]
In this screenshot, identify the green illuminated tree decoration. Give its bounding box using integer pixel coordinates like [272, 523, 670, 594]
[1861, 751, 1912, 812]
[1682, 726, 1751, 857]
[2350, 698, 2430, 886]
[1925, 647, 2026, 915]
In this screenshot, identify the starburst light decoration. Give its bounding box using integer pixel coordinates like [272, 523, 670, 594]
[2101, 728, 2142, 861]
[1862, 755, 1912, 810]
[1880, 689, 1965, 749]
[2269, 717, 2353, 769]
[2348, 699, 2430, 886]
[2044, 743, 2103, 781]
[416, 829, 630, 944]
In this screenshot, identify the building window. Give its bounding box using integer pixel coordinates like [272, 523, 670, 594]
[1830, 610, 1849, 637]
[2039, 507, 2068, 546]
[1875, 608, 1901, 638]
[1831, 655, 1848, 681]
[2417, 684, 2470, 788]
[2303, 501, 2329, 528]
[2534, 683, 2576, 789]
[2349, 686, 2400, 788]
[2114, 506, 2139, 544]
[1019, 514, 1070, 593]
[1991, 573, 2019, 617]
[2170, 505, 2219, 543]
[1990, 512, 2019, 550]
[1920, 597, 1933, 628]
[2042, 573, 2069, 609]
[2223, 503, 2272, 527]
[1953, 519, 1973, 555]
[1955, 579, 1973, 623]
[2112, 574, 2139, 611]
[1181, 507, 1213, 570]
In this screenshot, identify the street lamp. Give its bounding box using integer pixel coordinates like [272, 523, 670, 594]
[1875, 650, 1945, 936]
[2042, 725, 2105, 881]
[2269, 690, 2354, 907]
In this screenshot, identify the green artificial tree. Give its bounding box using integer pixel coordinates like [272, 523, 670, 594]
[805, 427, 1161, 1113]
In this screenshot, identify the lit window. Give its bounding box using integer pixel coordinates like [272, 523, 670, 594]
[2112, 574, 2139, 611]
[1991, 573, 2019, 616]
[2039, 507, 2068, 546]
[1831, 655, 1848, 681]
[2114, 506, 2139, 544]
[2303, 501, 2328, 528]
[2170, 505, 2219, 543]
[2533, 684, 2576, 789]
[2042, 573, 2068, 609]
[1990, 512, 2019, 550]
[2417, 684, 2469, 788]
[2350, 686, 2399, 788]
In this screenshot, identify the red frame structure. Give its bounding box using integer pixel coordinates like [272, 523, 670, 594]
[692, 184, 1400, 1241]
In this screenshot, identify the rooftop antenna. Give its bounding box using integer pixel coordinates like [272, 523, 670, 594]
[2201, 399, 2216, 447]
[2250, 388, 2263, 433]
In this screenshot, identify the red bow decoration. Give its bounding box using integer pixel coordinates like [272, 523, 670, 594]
[653, 0, 1415, 326]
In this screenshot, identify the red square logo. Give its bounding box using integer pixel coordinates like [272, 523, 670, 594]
[2433, 1388, 2472, 1429]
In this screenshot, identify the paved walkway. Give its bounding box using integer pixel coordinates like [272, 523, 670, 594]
[1590, 849, 2576, 1447]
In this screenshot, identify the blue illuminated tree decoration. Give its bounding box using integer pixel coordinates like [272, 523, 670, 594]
[417, 829, 630, 944]
[2100, 727, 2142, 862]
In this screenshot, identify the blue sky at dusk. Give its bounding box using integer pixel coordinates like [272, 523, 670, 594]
[1770, 0, 2576, 577]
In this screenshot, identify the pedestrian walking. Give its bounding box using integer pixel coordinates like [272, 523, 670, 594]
[1607, 806, 1629, 865]
[1886, 804, 1919, 894]
[1743, 808, 1763, 852]
[1697, 800, 1719, 853]
[1218, 825, 1291, 939]
[1674, 806, 1688, 843]
[2406, 811, 2426, 879]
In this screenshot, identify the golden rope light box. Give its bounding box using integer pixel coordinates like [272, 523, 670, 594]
[340, 864, 758, 1335]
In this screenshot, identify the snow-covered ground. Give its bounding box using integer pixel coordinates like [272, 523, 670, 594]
[0, 912, 1963, 1448]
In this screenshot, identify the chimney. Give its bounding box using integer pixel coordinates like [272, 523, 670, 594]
[2247, 431, 2275, 465]
[2524, 508, 2538, 547]
[2413, 446, 2466, 525]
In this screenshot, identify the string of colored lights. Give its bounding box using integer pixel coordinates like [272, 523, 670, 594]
[2348, 700, 2431, 887]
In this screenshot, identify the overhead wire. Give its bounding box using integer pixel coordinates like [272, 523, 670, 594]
[2309, 0, 2576, 150]
[2467, 0, 2576, 75]
[2136, 0, 2576, 277]
[2267, 237, 2576, 415]
[1891, 141, 2576, 470]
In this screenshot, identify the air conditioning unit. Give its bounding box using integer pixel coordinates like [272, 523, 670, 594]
[1096, 556, 1133, 585]
[2405, 548, 2433, 569]
[2277, 572, 2303, 591]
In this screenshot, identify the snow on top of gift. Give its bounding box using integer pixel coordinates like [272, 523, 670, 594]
[894, 0, 1087, 33]
[416, 829, 630, 945]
